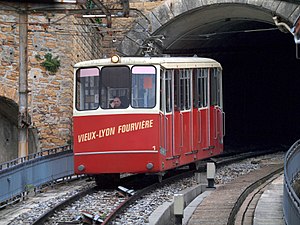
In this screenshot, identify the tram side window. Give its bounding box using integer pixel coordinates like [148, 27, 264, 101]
[174, 69, 191, 111]
[193, 68, 208, 108]
[100, 66, 130, 109]
[131, 66, 156, 108]
[165, 70, 172, 113]
[76, 67, 100, 110]
[210, 68, 221, 106]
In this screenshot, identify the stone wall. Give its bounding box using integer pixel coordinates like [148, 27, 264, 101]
[0, 1, 164, 161]
[0, 6, 104, 156]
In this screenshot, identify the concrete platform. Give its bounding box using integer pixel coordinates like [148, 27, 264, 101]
[149, 165, 285, 225]
[186, 164, 283, 225]
[253, 174, 284, 225]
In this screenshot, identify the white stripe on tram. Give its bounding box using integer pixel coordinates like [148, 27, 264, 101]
[75, 150, 159, 156]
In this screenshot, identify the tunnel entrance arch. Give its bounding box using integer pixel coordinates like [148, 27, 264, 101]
[118, 0, 300, 149]
[117, 0, 300, 56]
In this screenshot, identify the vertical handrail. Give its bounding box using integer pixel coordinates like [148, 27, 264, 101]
[214, 107, 217, 139]
[165, 116, 169, 152]
[198, 109, 202, 144]
[222, 112, 226, 137]
[180, 112, 184, 147]
[159, 113, 164, 149]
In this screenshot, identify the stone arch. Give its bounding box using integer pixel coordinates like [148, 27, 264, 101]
[0, 93, 39, 163]
[117, 0, 300, 56]
[0, 96, 19, 162]
[0, 84, 18, 103]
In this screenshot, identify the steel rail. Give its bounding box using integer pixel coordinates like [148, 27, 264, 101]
[239, 171, 283, 225]
[228, 167, 284, 225]
[103, 149, 285, 225]
[102, 170, 194, 225]
[32, 185, 98, 225]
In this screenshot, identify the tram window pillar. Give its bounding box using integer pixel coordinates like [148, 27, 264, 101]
[160, 72, 163, 112]
[174, 70, 180, 111]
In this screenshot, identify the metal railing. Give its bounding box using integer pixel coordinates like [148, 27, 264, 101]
[0, 145, 74, 207]
[283, 139, 300, 225]
[0, 145, 71, 171]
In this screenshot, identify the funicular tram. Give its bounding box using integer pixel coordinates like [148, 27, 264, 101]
[73, 55, 225, 186]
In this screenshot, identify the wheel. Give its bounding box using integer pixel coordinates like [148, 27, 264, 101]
[189, 163, 197, 170]
[95, 173, 120, 189]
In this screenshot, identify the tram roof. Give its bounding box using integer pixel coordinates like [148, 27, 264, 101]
[74, 56, 222, 69]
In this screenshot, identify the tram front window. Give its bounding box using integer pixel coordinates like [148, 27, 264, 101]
[100, 66, 130, 109]
[76, 67, 100, 111]
[76, 66, 156, 110]
[131, 66, 156, 108]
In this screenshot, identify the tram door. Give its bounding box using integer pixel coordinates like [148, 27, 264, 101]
[209, 68, 224, 150]
[173, 69, 192, 156]
[160, 70, 174, 159]
[161, 69, 193, 159]
[193, 68, 210, 151]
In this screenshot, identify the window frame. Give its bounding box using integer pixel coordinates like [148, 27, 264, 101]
[131, 65, 157, 109]
[75, 67, 100, 111]
[100, 65, 131, 109]
[193, 68, 208, 108]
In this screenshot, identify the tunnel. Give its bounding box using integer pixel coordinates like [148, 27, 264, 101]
[164, 7, 300, 149]
[169, 36, 300, 150]
[124, 3, 300, 150]
[213, 32, 299, 149]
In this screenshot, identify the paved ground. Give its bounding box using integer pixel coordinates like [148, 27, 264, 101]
[186, 163, 283, 225]
[253, 175, 284, 225]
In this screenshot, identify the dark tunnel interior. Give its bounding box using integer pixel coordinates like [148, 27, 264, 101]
[212, 31, 300, 150]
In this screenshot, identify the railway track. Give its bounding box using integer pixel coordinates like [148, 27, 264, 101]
[35, 169, 194, 225]
[27, 148, 284, 225]
[234, 171, 283, 225]
[187, 154, 284, 225]
[0, 147, 285, 225]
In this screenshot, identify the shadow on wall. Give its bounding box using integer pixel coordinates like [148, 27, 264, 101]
[0, 97, 39, 163]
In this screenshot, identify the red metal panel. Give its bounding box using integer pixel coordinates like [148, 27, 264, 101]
[73, 114, 160, 174]
[74, 153, 160, 174]
[180, 111, 192, 165]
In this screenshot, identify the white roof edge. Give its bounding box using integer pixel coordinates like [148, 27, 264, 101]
[74, 56, 222, 69]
